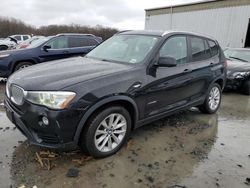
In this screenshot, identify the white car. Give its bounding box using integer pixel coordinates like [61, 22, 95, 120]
[0, 35, 31, 51]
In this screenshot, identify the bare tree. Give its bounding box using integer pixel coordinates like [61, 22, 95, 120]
[0, 17, 118, 40]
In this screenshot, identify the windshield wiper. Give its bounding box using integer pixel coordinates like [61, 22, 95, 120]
[228, 56, 248, 62]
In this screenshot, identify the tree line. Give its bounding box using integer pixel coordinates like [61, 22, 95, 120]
[0, 17, 119, 40]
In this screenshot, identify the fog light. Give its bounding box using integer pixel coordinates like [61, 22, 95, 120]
[42, 116, 49, 125]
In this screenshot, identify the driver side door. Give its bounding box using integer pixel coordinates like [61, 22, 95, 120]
[39, 36, 71, 62]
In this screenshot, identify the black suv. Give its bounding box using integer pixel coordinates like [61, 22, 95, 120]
[5, 30, 226, 158]
[0, 33, 102, 78]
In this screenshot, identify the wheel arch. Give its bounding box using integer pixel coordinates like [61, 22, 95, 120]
[74, 95, 139, 143]
[214, 78, 224, 89]
[11, 59, 36, 72]
[0, 44, 9, 49]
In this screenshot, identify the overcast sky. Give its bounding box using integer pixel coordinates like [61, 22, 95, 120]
[0, 0, 203, 30]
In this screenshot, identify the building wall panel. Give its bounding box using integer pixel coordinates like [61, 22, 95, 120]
[145, 5, 250, 48]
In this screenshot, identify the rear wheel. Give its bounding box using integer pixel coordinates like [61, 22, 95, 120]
[80, 106, 131, 158]
[0, 45, 8, 51]
[14, 62, 33, 72]
[199, 83, 222, 114]
[241, 80, 250, 95]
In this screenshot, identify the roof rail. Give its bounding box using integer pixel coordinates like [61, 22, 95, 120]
[115, 30, 133, 35]
[56, 33, 96, 37]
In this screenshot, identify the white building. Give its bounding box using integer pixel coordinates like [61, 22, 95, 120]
[145, 0, 250, 48]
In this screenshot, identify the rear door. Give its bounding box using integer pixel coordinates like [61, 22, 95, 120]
[187, 36, 216, 99]
[144, 35, 195, 117]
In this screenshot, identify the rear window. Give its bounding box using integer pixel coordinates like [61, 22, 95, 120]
[87, 38, 98, 46]
[208, 40, 219, 56]
[23, 36, 29, 40]
[190, 37, 211, 62]
[68, 37, 98, 47]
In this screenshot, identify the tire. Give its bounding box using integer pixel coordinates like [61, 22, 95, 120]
[0, 45, 8, 51]
[241, 80, 250, 95]
[199, 83, 222, 114]
[14, 62, 33, 72]
[80, 106, 131, 158]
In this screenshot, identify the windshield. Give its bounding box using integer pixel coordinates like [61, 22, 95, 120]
[224, 49, 250, 62]
[27, 37, 51, 49]
[86, 34, 159, 64]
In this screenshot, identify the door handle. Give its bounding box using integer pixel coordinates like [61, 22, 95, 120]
[63, 50, 69, 54]
[132, 82, 142, 89]
[183, 68, 192, 73]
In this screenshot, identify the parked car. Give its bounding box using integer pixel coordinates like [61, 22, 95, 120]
[4, 30, 226, 158]
[0, 37, 18, 51]
[224, 48, 250, 95]
[15, 36, 45, 49]
[9, 34, 31, 43]
[0, 33, 102, 77]
[0, 35, 31, 51]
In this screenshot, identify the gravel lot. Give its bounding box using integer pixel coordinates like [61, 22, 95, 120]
[0, 82, 249, 188]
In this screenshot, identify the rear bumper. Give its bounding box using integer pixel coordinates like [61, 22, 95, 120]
[4, 98, 79, 151]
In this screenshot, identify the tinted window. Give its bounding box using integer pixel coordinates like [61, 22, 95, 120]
[23, 36, 29, 40]
[14, 36, 21, 41]
[87, 38, 98, 46]
[68, 36, 89, 48]
[190, 37, 210, 62]
[208, 40, 219, 56]
[47, 36, 68, 49]
[160, 36, 187, 64]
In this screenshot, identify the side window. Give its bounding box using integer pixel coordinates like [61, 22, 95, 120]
[208, 40, 219, 56]
[87, 38, 98, 46]
[159, 36, 187, 65]
[46, 36, 68, 49]
[190, 37, 211, 62]
[23, 36, 29, 40]
[13, 36, 21, 41]
[68, 37, 89, 48]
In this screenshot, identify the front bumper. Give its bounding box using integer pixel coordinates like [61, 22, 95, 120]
[4, 97, 83, 151]
[0, 58, 12, 78]
[225, 78, 243, 90]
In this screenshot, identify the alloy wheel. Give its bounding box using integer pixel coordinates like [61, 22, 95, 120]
[208, 86, 221, 111]
[94, 113, 127, 152]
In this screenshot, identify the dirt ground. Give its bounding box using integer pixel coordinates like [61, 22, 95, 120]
[0, 82, 249, 188]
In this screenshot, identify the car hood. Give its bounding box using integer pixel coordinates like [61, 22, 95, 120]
[0, 48, 33, 55]
[227, 60, 250, 72]
[8, 57, 136, 90]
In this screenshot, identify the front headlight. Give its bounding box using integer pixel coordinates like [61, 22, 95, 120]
[232, 71, 250, 78]
[26, 91, 76, 109]
[0, 54, 10, 59]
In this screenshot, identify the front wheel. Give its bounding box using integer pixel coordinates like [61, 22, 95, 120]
[80, 106, 131, 158]
[14, 62, 33, 72]
[199, 83, 222, 114]
[0, 45, 8, 51]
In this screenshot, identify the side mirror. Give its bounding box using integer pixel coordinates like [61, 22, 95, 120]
[157, 56, 177, 67]
[43, 45, 51, 52]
